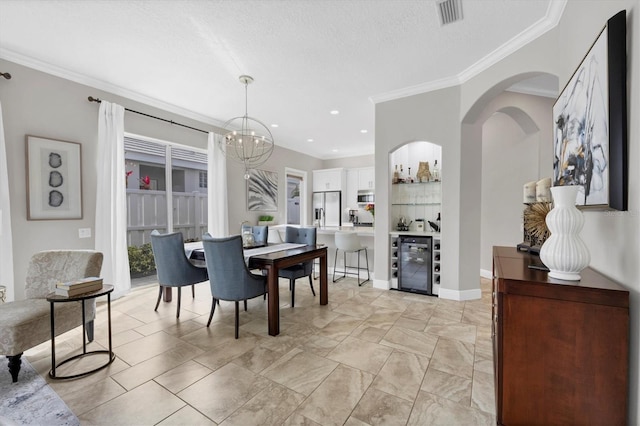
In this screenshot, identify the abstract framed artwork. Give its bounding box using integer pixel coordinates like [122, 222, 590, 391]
[26, 135, 83, 220]
[247, 169, 278, 211]
[552, 10, 627, 210]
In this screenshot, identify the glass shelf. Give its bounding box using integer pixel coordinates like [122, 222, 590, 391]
[392, 181, 441, 185]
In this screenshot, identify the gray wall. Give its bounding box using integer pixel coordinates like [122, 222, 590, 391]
[480, 92, 555, 273]
[322, 154, 374, 169]
[376, 1, 639, 421]
[375, 86, 462, 294]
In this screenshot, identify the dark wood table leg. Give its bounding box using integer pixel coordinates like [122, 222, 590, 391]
[320, 251, 328, 305]
[266, 264, 280, 336]
[163, 287, 172, 302]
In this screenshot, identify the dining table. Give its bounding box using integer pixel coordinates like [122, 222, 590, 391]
[183, 241, 329, 336]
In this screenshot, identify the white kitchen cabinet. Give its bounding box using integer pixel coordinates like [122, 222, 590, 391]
[345, 168, 359, 208]
[357, 167, 375, 190]
[312, 168, 345, 192]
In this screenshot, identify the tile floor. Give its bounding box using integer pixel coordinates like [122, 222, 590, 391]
[25, 277, 496, 425]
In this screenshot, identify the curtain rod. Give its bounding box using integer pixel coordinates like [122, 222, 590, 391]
[87, 96, 209, 135]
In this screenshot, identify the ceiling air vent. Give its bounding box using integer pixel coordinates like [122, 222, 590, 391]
[436, 0, 463, 26]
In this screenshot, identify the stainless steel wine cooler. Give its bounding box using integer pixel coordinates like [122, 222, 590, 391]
[398, 235, 434, 295]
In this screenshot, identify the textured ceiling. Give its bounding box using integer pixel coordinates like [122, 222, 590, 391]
[0, 0, 563, 159]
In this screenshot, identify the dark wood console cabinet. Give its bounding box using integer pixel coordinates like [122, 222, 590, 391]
[492, 246, 629, 425]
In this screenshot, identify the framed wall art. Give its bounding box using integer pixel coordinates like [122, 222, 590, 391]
[552, 10, 627, 210]
[26, 135, 83, 220]
[247, 169, 278, 211]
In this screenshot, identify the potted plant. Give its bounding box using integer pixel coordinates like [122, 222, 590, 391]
[258, 215, 275, 226]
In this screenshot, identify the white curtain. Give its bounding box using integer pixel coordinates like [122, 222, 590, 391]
[0, 102, 14, 301]
[95, 101, 130, 298]
[208, 132, 229, 237]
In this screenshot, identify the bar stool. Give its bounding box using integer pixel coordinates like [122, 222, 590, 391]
[333, 231, 370, 286]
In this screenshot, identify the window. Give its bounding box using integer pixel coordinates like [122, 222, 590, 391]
[124, 134, 208, 246]
[199, 171, 208, 188]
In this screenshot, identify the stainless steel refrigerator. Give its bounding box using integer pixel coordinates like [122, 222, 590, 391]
[312, 191, 342, 227]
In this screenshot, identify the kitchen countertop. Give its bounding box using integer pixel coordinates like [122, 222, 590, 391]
[389, 230, 442, 237]
[268, 225, 441, 237]
[316, 226, 374, 236]
[270, 224, 374, 236]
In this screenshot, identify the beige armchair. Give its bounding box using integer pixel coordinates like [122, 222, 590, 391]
[0, 250, 103, 382]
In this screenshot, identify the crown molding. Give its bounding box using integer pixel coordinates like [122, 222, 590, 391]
[370, 0, 567, 104]
[369, 75, 461, 104]
[505, 86, 557, 99]
[0, 48, 227, 130]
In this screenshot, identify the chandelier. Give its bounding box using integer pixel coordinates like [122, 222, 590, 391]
[218, 75, 274, 179]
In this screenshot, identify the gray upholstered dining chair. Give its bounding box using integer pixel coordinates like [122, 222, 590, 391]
[150, 230, 208, 318]
[241, 224, 269, 247]
[279, 226, 316, 308]
[201, 234, 268, 339]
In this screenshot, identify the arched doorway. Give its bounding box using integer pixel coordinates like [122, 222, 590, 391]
[460, 72, 558, 283]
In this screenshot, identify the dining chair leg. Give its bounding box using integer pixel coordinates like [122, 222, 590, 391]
[192, 284, 195, 298]
[290, 278, 295, 308]
[308, 275, 316, 296]
[207, 297, 217, 326]
[176, 287, 182, 318]
[234, 301, 240, 339]
[154, 286, 163, 311]
[332, 248, 339, 282]
[244, 300, 248, 311]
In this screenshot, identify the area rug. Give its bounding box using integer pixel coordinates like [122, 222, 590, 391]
[0, 358, 79, 425]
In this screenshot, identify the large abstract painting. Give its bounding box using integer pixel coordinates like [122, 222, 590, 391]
[247, 169, 278, 211]
[552, 10, 627, 210]
[26, 136, 83, 220]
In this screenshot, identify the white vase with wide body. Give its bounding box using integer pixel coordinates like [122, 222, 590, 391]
[540, 185, 590, 281]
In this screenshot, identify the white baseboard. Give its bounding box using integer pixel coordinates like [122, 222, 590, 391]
[480, 269, 492, 279]
[381, 280, 480, 300]
[438, 287, 482, 301]
[373, 279, 389, 290]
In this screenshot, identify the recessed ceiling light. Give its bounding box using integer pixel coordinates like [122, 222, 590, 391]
[360, 129, 368, 134]
[271, 124, 279, 128]
[332, 149, 338, 152]
[307, 138, 314, 142]
[330, 110, 339, 115]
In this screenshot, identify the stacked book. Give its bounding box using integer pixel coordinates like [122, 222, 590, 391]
[55, 277, 103, 297]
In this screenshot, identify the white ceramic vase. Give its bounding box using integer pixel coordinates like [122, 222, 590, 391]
[540, 185, 590, 281]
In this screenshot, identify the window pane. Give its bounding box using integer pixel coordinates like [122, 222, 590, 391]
[125, 138, 168, 246]
[171, 146, 208, 242]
